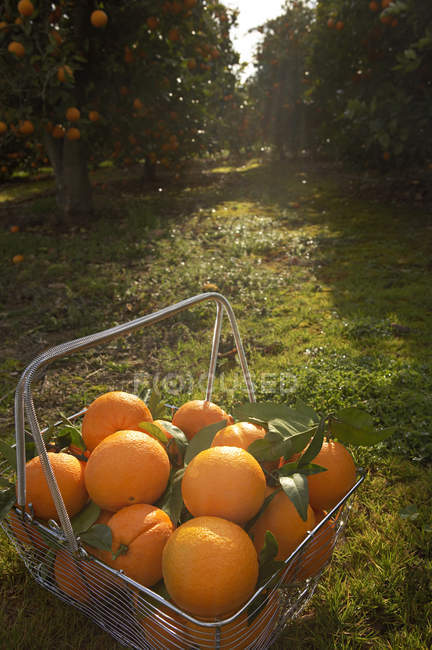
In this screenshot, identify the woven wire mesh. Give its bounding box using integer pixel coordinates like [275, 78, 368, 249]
[1, 472, 358, 650]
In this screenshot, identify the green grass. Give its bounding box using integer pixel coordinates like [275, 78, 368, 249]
[1, 158, 431, 648]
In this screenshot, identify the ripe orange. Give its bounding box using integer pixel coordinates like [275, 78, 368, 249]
[8, 41, 25, 57]
[147, 16, 159, 30]
[8, 509, 47, 551]
[167, 27, 180, 42]
[57, 65, 73, 82]
[172, 399, 230, 441]
[88, 110, 99, 122]
[211, 421, 266, 450]
[327, 18, 335, 28]
[250, 488, 316, 561]
[133, 98, 143, 110]
[369, 1, 379, 10]
[18, 1, 34, 17]
[134, 595, 184, 649]
[182, 446, 266, 525]
[307, 439, 356, 511]
[66, 127, 80, 141]
[10, 225, 19, 232]
[187, 595, 278, 648]
[84, 430, 170, 511]
[0, 121, 7, 134]
[65, 107, 80, 122]
[81, 390, 153, 451]
[12, 254, 24, 264]
[162, 516, 259, 618]
[18, 120, 34, 135]
[23, 452, 88, 521]
[335, 20, 344, 30]
[52, 124, 65, 139]
[104, 504, 174, 586]
[54, 548, 110, 603]
[293, 509, 338, 581]
[90, 9, 108, 28]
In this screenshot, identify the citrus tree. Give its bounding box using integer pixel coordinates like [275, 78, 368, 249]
[309, 0, 432, 167]
[0, 1, 239, 221]
[246, 1, 315, 159]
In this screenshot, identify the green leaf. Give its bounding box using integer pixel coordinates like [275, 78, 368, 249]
[399, 504, 420, 521]
[184, 420, 227, 465]
[0, 486, 16, 522]
[79, 524, 112, 552]
[247, 437, 293, 462]
[298, 416, 325, 465]
[279, 473, 309, 521]
[331, 408, 394, 446]
[139, 421, 168, 444]
[294, 398, 320, 425]
[232, 402, 318, 433]
[0, 477, 14, 488]
[256, 531, 285, 586]
[0, 440, 17, 471]
[71, 501, 101, 535]
[278, 462, 327, 477]
[145, 388, 166, 420]
[159, 422, 188, 454]
[159, 468, 185, 526]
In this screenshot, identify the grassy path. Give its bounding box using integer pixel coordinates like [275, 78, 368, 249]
[1, 159, 431, 648]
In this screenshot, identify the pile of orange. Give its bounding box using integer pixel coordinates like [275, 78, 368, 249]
[12, 390, 357, 646]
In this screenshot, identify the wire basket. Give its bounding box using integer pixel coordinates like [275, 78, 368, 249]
[2, 293, 363, 649]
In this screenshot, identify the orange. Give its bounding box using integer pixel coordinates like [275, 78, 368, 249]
[88, 110, 99, 122]
[0, 121, 8, 134]
[12, 254, 24, 264]
[307, 439, 356, 511]
[211, 421, 266, 450]
[147, 16, 159, 30]
[8, 41, 25, 57]
[162, 516, 259, 618]
[335, 20, 344, 30]
[52, 124, 65, 138]
[250, 488, 316, 561]
[18, 1, 34, 17]
[18, 120, 34, 135]
[23, 452, 88, 521]
[104, 504, 174, 587]
[167, 27, 180, 42]
[182, 446, 266, 525]
[172, 399, 230, 441]
[82, 391, 153, 451]
[54, 548, 110, 603]
[90, 9, 108, 28]
[66, 127, 80, 141]
[10, 225, 19, 232]
[57, 65, 73, 82]
[66, 107, 80, 122]
[187, 595, 279, 648]
[84, 430, 170, 511]
[293, 509, 338, 581]
[133, 591, 187, 649]
[8, 509, 47, 551]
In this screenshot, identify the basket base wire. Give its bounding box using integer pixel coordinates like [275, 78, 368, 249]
[2, 490, 357, 650]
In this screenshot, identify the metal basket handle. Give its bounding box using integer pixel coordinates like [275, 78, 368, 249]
[14, 292, 255, 550]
